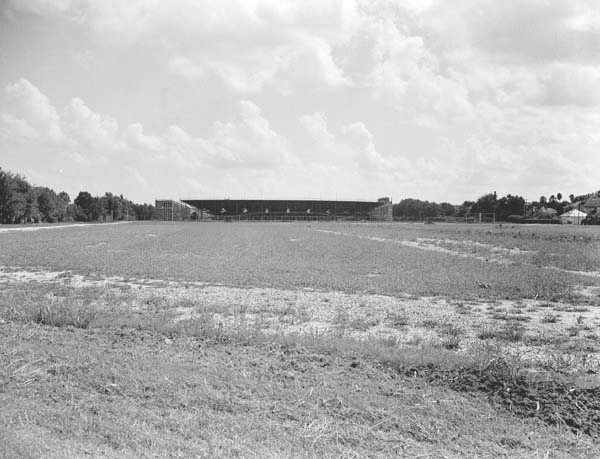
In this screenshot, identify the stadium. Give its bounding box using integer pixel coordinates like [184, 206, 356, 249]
[155, 197, 393, 221]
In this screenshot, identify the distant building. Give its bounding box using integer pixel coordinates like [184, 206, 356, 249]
[153, 198, 394, 221]
[155, 199, 197, 221]
[583, 196, 600, 214]
[535, 207, 558, 219]
[369, 198, 393, 221]
[560, 209, 587, 225]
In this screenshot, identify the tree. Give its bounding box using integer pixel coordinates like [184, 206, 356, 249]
[439, 202, 456, 217]
[495, 194, 525, 221]
[36, 187, 59, 222]
[0, 168, 31, 223]
[25, 189, 40, 222]
[457, 201, 474, 217]
[471, 193, 496, 214]
[557, 193, 562, 201]
[539, 196, 547, 205]
[74, 191, 96, 221]
[58, 191, 70, 204]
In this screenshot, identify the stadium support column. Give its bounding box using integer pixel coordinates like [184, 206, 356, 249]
[369, 201, 393, 221]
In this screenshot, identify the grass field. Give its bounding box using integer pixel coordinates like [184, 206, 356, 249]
[1, 221, 600, 458]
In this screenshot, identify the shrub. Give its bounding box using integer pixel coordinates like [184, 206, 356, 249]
[540, 313, 560, 323]
[506, 215, 523, 223]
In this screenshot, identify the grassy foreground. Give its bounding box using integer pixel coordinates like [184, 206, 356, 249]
[1, 222, 600, 457]
[1, 283, 599, 458]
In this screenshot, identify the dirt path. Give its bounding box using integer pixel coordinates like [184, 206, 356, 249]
[0, 221, 132, 233]
[314, 228, 600, 278]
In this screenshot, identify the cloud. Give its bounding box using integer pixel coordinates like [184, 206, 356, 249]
[203, 100, 290, 168]
[126, 123, 164, 151]
[64, 98, 120, 149]
[3, 78, 68, 144]
[300, 111, 411, 181]
[300, 112, 336, 145]
[3, 1, 600, 203]
[0, 113, 39, 141]
[167, 55, 205, 80]
[352, 14, 474, 123]
[342, 121, 411, 174]
[6, 0, 355, 94]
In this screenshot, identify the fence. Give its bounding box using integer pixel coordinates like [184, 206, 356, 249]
[393, 213, 496, 224]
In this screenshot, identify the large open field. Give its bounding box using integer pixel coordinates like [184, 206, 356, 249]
[2, 221, 600, 458]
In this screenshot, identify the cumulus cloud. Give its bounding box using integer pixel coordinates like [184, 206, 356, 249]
[3, 78, 68, 145]
[342, 121, 411, 175]
[3, 0, 600, 202]
[126, 123, 164, 151]
[64, 98, 120, 149]
[0, 113, 39, 141]
[167, 55, 205, 80]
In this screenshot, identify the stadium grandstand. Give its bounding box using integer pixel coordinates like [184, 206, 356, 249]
[155, 198, 393, 221]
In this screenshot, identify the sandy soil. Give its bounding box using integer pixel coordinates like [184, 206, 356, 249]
[0, 222, 132, 233]
[2, 265, 599, 372]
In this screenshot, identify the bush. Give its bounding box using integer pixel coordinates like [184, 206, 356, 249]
[506, 215, 523, 223]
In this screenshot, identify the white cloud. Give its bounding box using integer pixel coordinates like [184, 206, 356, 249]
[126, 123, 164, 151]
[207, 100, 289, 168]
[342, 121, 410, 174]
[300, 112, 336, 145]
[64, 98, 120, 149]
[359, 15, 474, 123]
[167, 55, 205, 80]
[0, 113, 39, 140]
[7, 0, 356, 94]
[3, 78, 68, 144]
[3, 1, 600, 202]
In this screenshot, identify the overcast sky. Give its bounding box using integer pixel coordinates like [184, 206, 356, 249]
[1, 0, 599, 204]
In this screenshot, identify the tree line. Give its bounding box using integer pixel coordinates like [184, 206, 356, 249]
[0, 167, 155, 224]
[393, 190, 599, 222]
[392, 193, 526, 221]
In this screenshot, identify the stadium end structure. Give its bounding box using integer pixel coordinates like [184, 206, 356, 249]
[155, 197, 393, 222]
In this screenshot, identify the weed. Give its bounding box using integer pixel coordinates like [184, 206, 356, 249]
[385, 311, 409, 327]
[406, 335, 424, 347]
[565, 326, 580, 337]
[540, 313, 560, 324]
[499, 323, 526, 342]
[455, 303, 473, 315]
[526, 333, 561, 346]
[421, 319, 440, 329]
[491, 312, 531, 322]
[349, 315, 380, 331]
[477, 325, 498, 340]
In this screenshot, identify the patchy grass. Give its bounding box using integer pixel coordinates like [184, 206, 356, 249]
[541, 313, 561, 323]
[0, 221, 599, 303]
[2, 222, 600, 457]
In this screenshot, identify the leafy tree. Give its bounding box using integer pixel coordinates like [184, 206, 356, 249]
[495, 194, 525, 221]
[132, 203, 156, 220]
[74, 191, 101, 221]
[25, 189, 40, 222]
[471, 193, 496, 214]
[36, 187, 59, 222]
[439, 202, 456, 217]
[457, 201, 475, 217]
[0, 168, 31, 223]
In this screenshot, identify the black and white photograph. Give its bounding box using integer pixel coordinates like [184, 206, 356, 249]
[1, 0, 600, 457]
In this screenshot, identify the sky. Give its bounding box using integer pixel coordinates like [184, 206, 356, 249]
[1, 0, 599, 205]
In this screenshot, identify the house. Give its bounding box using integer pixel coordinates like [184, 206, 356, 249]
[535, 207, 558, 219]
[560, 209, 587, 225]
[583, 196, 600, 214]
